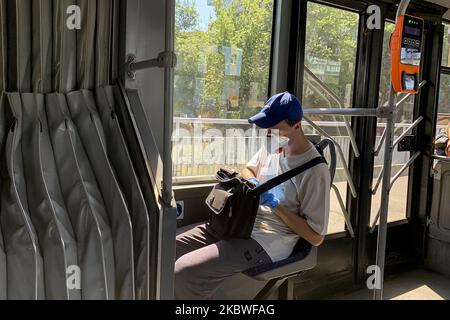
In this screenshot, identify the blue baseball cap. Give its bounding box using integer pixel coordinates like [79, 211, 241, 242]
[248, 92, 303, 129]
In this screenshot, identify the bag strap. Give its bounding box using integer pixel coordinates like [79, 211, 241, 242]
[252, 156, 327, 195]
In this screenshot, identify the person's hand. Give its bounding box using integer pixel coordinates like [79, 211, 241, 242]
[248, 177, 260, 187]
[259, 192, 280, 209]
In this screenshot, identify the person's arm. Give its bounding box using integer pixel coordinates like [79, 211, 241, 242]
[242, 147, 265, 179]
[274, 206, 325, 247]
[241, 167, 257, 180]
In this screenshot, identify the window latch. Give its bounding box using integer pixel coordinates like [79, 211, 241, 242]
[126, 52, 178, 80]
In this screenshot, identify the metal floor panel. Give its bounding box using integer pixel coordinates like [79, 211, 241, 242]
[338, 269, 450, 300]
[96, 86, 151, 300]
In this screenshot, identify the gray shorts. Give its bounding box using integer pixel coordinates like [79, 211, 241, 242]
[175, 223, 272, 300]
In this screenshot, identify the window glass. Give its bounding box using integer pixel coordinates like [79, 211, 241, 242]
[303, 2, 359, 110]
[371, 23, 414, 227]
[443, 24, 450, 68]
[437, 74, 450, 138]
[303, 2, 359, 234]
[173, 0, 275, 180]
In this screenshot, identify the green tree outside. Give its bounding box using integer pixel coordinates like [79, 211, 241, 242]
[175, 0, 273, 119]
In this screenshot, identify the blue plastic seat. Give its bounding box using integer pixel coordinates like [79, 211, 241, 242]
[244, 238, 315, 281]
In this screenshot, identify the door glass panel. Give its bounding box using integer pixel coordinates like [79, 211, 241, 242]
[303, 2, 359, 234]
[371, 23, 413, 226]
[173, 0, 275, 181]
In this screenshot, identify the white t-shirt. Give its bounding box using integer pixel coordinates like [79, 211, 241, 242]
[247, 142, 331, 262]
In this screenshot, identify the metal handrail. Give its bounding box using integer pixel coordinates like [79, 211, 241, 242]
[304, 66, 360, 158]
[374, 127, 388, 157]
[369, 151, 421, 233]
[372, 117, 423, 195]
[395, 81, 427, 108]
[303, 108, 378, 117]
[433, 155, 450, 162]
[303, 116, 358, 198]
[331, 184, 355, 238]
[374, 81, 426, 157]
[391, 152, 421, 187]
[393, 117, 423, 147]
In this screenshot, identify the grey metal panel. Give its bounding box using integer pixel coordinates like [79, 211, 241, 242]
[0, 0, 6, 92]
[96, 85, 150, 300]
[66, 90, 135, 300]
[21, 93, 80, 300]
[119, 86, 177, 300]
[6, 0, 32, 92]
[426, 238, 450, 277]
[111, 84, 160, 299]
[425, 0, 450, 18]
[121, 0, 177, 299]
[52, 0, 77, 92]
[430, 161, 450, 243]
[0, 94, 5, 151]
[0, 94, 6, 300]
[1, 93, 44, 300]
[124, 89, 163, 196]
[77, 0, 96, 90]
[0, 220, 5, 300]
[31, 0, 52, 93]
[159, 204, 177, 300]
[123, 0, 166, 155]
[110, 0, 120, 84]
[45, 93, 115, 300]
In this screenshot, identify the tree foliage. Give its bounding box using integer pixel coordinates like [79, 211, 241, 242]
[174, 1, 366, 121]
[303, 2, 358, 109]
[175, 0, 273, 118]
[176, 0, 200, 32]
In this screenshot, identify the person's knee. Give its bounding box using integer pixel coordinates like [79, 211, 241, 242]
[174, 257, 190, 282]
[174, 257, 202, 299]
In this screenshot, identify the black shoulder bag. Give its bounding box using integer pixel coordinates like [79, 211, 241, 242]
[205, 155, 327, 239]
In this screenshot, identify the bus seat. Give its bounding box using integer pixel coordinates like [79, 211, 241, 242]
[243, 138, 336, 299]
[244, 238, 315, 281]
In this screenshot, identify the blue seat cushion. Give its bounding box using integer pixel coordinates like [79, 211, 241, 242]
[244, 238, 312, 278]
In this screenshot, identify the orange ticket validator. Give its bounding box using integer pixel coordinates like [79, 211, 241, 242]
[391, 15, 424, 94]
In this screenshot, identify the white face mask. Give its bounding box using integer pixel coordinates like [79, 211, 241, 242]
[278, 136, 290, 145]
[272, 135, 290, 148]
[268, 131, 290, 149]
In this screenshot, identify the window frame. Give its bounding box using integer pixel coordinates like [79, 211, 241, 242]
[435, 21, 450, 154]
[442, 22, 450, 70]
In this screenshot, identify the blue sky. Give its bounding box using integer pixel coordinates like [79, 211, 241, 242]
[193, 0, 216, 30]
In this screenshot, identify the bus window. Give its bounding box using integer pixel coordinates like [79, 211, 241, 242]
[172, 0, 275, 182]
[437, 74, 450, 132]
[371, 23, 414, 226]
[442, 24, 450, 68]
[302, 2, 359, 234]
[437, 24, 450, 140]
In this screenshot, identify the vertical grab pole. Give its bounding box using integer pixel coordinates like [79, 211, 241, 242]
[158, 0, 177, 300]
[373, 0, 410, 300]
[374, 87, 396, 300]
[162, 0, 176, 204]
